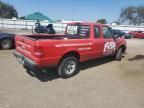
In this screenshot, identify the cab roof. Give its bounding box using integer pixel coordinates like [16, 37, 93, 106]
[66, 22, 107, 27]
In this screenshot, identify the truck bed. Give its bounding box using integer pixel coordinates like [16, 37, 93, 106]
[24, 35, 67, 40]
[22, 34, 88, 40]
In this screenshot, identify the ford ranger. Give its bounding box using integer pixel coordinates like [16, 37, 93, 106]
[14, 22, 126, 78]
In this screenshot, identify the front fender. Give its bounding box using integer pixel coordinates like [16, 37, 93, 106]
[116, 38, 127, 51]
[0, 33, 15, 41]
[0, 36, 14, 42]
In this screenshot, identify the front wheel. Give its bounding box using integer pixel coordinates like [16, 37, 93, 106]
[57, 56, 79, 78]
[115, 48, 123, 61]
[0, 38, 13, 50]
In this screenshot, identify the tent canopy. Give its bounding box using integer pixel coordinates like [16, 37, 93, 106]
[25, 12, 54, 23]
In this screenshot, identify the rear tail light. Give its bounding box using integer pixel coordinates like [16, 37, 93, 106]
[34, 45, 44, 58]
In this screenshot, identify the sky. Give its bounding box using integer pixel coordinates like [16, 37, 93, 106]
[2, 0, 144, 23]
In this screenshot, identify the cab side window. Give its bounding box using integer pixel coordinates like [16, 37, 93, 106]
[79, 25, 90, 38]
[103, 27, 113, 39]
[94, 26, 100, 38]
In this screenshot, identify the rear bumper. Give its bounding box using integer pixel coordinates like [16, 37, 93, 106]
[13, 51, 41, 72]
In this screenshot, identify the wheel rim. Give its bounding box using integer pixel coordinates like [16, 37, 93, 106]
[1, 39, 11, 49]
[64, 60, 76, 75]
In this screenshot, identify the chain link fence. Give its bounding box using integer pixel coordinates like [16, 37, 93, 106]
[0, 18, 144, 33]
[0, 18, 67, 33]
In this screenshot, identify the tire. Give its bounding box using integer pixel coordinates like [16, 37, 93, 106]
[57, 56, 79, 78]
[115, 48, 123, 61]
[0, 38, 13, 50]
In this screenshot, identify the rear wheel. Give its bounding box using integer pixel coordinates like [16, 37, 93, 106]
[57, 56, 79, 78]
[0, 38, 13, 50]
[115, 48, 123, 61]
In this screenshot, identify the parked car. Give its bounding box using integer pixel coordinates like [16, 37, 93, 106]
[128, 31, 144, 38]
[112, 29, 132, 39]
[0, 32, 15, 49]
[14, 22, 126, 78]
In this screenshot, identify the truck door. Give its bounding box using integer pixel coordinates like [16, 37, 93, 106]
[102, 26, 116, 56]
[93, 26, 105, 58]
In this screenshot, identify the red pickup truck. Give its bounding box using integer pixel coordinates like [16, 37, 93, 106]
[14, 22, 126, 78]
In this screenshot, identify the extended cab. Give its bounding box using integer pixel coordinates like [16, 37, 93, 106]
[14, 23, 126, 78]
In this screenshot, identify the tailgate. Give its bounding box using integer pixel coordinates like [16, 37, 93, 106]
[15, 35, 35, 61]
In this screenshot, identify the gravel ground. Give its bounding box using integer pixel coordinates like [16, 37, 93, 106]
[0, 39, 144, 108]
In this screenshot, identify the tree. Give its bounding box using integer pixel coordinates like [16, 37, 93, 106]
[0, 0, 18, 18]
[119, 6, 144, 25]
[19, 16, 26, 19]
[96, 18, 107, 24]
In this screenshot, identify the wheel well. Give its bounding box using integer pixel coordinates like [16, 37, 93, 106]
[58, 51, 80, 65]
[120, 45, 126, 53]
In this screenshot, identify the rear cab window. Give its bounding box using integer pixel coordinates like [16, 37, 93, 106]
[66, 24, 90, 39]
